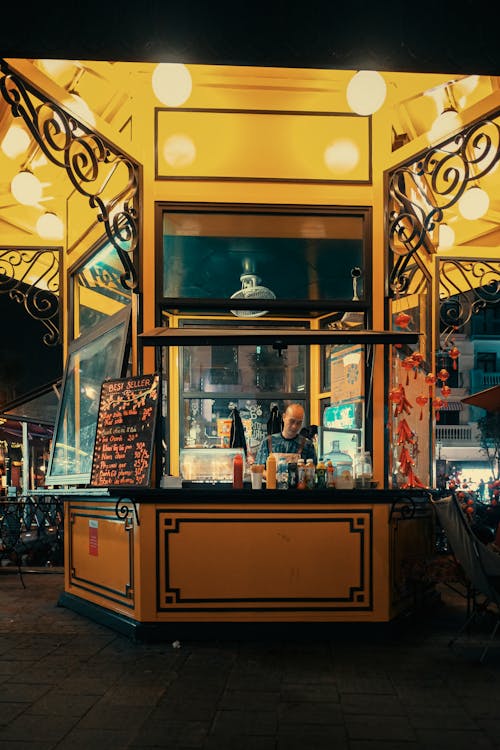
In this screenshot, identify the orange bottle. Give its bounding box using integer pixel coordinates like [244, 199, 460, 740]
[266, 453, 277, 489]
[233, 452, 243, 489]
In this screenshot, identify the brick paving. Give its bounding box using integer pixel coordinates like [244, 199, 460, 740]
[1, 569, 500, 749]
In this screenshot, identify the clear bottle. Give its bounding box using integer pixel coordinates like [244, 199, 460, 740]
[326, 459, 335, 488]
[304, 458, 315, 490]
[354, 447, 364, 487]
[329, 440, 353, 489]
[361, 451, 373, 487]
[266, 453, 277, 489]
[277, 458, 288, 489]
[297, 458, 306, 489]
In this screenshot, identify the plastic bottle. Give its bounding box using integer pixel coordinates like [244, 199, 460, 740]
[266, 453, 277, 489]
[297, 458, 306, 489]
[304, 458, 315, 490]
[329, 440, 353, 489]
[316, 457, 326, 489]
[277, 458, 288, 489]
[326, 460, 335, 488]
[288, 462, 298, 490]
[233, 452, 243, 489]
[361, 451, 373, 488]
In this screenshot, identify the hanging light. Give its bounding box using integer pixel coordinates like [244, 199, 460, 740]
[458, 185, 490, 220]
[63, 92, 95, 127]
[36, 212, 64, 240]
[438, 223, 455, 249]
[1, 124, 30, 158]
[230, 273, 276, 318]
[10, 170, 43, 205]
[152, 63, 192, 107]
[346, 71, 387, 116]
[324, 138, 360, 174]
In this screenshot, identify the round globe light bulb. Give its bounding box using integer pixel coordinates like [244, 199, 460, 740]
[1, 125, 30, 159]
[428, 108, 462, 143]
[346, 70, 387, 116]
[438, 223, 455, 249]
[36, 212, 64, 240]
[163, 134, 196, 167]
[324, 138, 360, 174]
[64, 93, 95, 127]
[10, 170, 43, 206]
[458, 186, 490, 220]
[152, 63, 192, 107]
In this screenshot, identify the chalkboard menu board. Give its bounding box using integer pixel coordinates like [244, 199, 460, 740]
[90, 373, 159, 487]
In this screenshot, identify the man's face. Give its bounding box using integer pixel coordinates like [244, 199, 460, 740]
[282, 407, 304, 439]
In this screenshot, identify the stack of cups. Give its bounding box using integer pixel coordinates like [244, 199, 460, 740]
[251, 464, 264, 489]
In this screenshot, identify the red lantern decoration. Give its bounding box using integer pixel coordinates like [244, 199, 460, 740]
[395, 311, 412, 329]
[425, 372, 436, 397]
[416, 394, 428, 420]
[449, 345, 460, 370]
[402, 355, 416, 385]
[433, 396, 444, 421]
[412, 352, 424, 378]
[437, 368, 449, 386]
[441, 384, 451, 399]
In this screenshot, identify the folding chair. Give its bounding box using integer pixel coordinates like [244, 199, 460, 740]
[431, 493, 500, 663]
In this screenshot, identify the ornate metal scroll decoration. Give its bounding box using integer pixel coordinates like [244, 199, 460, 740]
[115, 497, 140, 526]
[439, 259, 500, 348]
[0, 248, 60, 345]
[0, 61, 140, 291]
[388, 116, 500, 294]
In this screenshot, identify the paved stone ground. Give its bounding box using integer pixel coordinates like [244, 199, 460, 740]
[1, 569, 500, 749]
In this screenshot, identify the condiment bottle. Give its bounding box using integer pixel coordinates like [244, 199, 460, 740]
[316, 457, 326, 489]
[297, 458, 306, 489]
[233, 452, 243, 489]
[305, 458, 315, 489]
[266, 453, 277, 489]
[326, 460, 335, 488]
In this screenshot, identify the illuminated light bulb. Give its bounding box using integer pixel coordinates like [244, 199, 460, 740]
[152, 63, 192, 107]
[1, 125, 30, 158]
[428, 108, 462, 143]
[38, 59, 77, 78]
[63, 93, 95, 127]
[438, 223, 455, 249]
[163, 134, 196, 167]
[458, 185, 490, 220]
[10, 170, 43, 205]
[346, 71, 387, 116]
[36, 212, 64, 240]
[324, 138, 360, 174]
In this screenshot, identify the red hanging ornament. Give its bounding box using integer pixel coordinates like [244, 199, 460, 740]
[395, 311, 412, 329]
[433, 396, 444, 421]
[402, 355, 416, 385]
[411, 352, 424, 378]
[441, 384, 451, 399]
[449, 346, 460, 370]
[416, 394, 428, 420]
[437, 368, 449, 386]
[425, 372, 436, 398]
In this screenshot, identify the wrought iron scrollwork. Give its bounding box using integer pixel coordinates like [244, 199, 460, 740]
[0, 61, 140, 292]
[0, 248, 60, 345]
[388, 115, 500, 292]
[115, 498, 140, 526]
[439, 259, 500, 347]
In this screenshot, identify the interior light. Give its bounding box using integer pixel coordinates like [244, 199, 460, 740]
[10, 170, 43, 206]
[64, 93, 95, 127]
[152, 63, 192, 107]
[163, 134, 196, 167]
[428, 107, 462, 143]
[438, 223, 455, 249]
[36, 211, 64, 240]
[1, 125, 30, 159]
[346, 71, 387, 116]
[38, 59, 77, 78]
[458, 185, 490, 220]
[324, 138, 360, 174]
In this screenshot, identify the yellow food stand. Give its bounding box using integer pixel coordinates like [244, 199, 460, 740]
[6, 57, 485, 639]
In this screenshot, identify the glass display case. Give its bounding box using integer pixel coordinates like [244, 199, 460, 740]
[180, 447, 246, 483]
